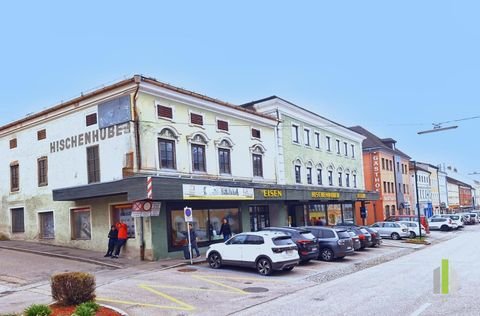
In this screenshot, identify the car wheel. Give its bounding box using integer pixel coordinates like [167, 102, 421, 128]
[409, 231, 416, 239]
[283, 266, 294, 271]
[440, 225, 449, 232]
[256, 258, 272, 276]
[208, 252, 222, 269]
[320, 248, 334, 261]
[391, 232, 400, 240]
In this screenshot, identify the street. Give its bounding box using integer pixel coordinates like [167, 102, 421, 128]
[0, 226, 477, 316]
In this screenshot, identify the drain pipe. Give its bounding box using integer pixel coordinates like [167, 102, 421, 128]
[132, 75, 145, 260]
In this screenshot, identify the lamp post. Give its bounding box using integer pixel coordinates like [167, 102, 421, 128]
[413, 161, 422, 238]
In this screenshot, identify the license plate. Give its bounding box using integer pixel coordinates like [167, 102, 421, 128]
[312, 248, 318, 251]
[347, 247, 352, 250]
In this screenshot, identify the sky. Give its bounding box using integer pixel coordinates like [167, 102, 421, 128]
[1, 1, 479, 181]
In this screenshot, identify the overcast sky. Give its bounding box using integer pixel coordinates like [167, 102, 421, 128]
[1, 1, 479, 179]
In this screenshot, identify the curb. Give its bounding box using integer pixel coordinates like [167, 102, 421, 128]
[99, 303, 129, 316]
[0, 245, 123, 269]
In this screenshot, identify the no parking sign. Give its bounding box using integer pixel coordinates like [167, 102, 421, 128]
[184, 207, 193, 222]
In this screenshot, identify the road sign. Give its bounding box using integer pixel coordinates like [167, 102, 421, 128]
[184, 207, 193, 222]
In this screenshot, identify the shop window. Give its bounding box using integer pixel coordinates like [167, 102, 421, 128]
[192, 144, 206, 172]
[249, 206, 270, 231]
[111, 204, 135, 238]
[10, 162, 19, 192]
[295, 165, 301, 183]
[39, 211, 55, 239]
[37, 157, 48, 186]
[327, 204, 342, 225]
[158, 138, 176, 169]
[218, 148, 231, 174]
[343, 204, 354, 224]
[71, 208, 91, 240]
[11, 207, 25, 233]
[308, 204, 326, 226]
[170, 207, 240, 249]
[87, 145, 100, 183]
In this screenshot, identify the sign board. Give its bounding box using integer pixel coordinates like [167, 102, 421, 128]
[183, 184, 254, 200]
[184, 207, 193, 222]
[131, 201, 161, 217]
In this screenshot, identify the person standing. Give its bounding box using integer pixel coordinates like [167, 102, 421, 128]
[112, 221, 128, 258]
[187, 223, 200, 258]
[219, 218, 232, 241]
[104, 225, 118, 257]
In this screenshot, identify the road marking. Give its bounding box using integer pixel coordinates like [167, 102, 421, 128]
[410, 303, 431, 316]
[192, 275, 248, 295]
[97, 297, 194, 311]
[139, 284, 195, 310]
[194, 274, 284, 282]
[148, 284, 241, 294]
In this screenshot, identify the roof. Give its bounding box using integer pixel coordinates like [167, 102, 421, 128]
[348, 125, 411, 159]
[0, 75, 276, 133]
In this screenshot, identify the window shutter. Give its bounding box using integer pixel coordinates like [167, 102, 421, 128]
[9, 138, 17, 149]
[217, 120, 229, 131]
[37, 129, 46, 140]
[86, 113, 97, 126]
[190, 113, 203, 125]
[251, 128, 261, 139]
[157, 105, 173, 119]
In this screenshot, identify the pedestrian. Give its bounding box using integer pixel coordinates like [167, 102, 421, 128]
[219, 218, 232, 241]
[104, 225, 118, 257]
[185, 223, 200, 258]
[112, 221, 128, 258]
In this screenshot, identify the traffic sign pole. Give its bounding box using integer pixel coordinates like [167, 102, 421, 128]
[184, 207, 193, 264]
[187, 222, 192, 265]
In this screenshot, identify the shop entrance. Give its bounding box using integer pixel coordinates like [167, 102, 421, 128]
[249, 206, 270, 231]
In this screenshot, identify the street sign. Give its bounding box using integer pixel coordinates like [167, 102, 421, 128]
[184, 207, 193, 222]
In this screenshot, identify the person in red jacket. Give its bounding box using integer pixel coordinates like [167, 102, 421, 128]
[112, 221, 128, 258]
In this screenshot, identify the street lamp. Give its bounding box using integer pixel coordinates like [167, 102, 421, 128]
[417, 125, 458, 135]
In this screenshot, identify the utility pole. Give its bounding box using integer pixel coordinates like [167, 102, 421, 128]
[413, 161, 422, 238]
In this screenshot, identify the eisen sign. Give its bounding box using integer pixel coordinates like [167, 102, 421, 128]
[50, 123, 131, 153]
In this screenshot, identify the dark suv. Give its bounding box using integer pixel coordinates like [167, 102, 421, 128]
[334, 225, 373, 249]
[305, 226, 354, 261]
[261, 227, 319, 262]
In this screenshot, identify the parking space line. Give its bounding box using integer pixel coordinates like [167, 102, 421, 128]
[147, 284, 241, 294]
[96, 297, 194, 311]
[193, 274, 284, 283]
[192, 275, 248, 294]
[139, 284, 195, 310]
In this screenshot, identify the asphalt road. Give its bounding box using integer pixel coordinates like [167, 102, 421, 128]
[232, 227, 480, 316]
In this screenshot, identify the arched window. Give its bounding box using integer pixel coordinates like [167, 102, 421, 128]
[316, 163, 323, 185]
[294, 159, 302, 184]
[188, 133, 209, 172]
[215, 138, 234, 175]
[327, 164, 334, 186]
[337, 167, 344, 187]
[306, 161, 314, 185]
[251, 144, 265, 177]
[158, 127, 181, 169]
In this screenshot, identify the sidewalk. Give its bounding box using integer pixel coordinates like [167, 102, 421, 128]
[0, 240, 195, 270]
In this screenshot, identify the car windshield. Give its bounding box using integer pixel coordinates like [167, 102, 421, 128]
[337, 231, 351, 239]
[300, 232, 316, 240]
[360, 228, 369, 234]
[450, 215, 460, 220]
[470, 214, 477, 218]
[272, 236, 296, 246]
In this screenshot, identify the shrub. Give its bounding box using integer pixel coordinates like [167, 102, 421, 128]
[72, 301, 100, 316]
[0, 233, 10, 241]
[23, 304, 52, 316]
[51, 272, 96, 305]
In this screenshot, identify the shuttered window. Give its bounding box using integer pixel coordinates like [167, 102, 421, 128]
[37, 129, 46, 140]
[38, 157, 48, 186]
[217, 120, 229, 131]
[157, 105, 173, 119]
[87, 145, 100, 183]
[10, 162, 19, 191]
[251, 128, 261, 139]
[86, 113, 97, 126]
[190, 113, 203, 126]
[9, 138, 17, 149]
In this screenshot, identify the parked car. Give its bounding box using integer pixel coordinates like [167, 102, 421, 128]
[460, 213, 473, 225]
[347, 230, 362, 250]
[432, 214, 464, 229]
[428, 217, 457, 231]
[261, 227, 319, 262]
[370, 222, 410, 240]
[334, 225, 373, 249]
[361, 226, 382, 246]
[305, 226, 354, 261]
[398, 221, 427, 238]
[385, 215, 430, 233]
[468, 213, 479, 224]
[206, 231, 299, 275]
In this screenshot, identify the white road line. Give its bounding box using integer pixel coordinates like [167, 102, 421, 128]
[410, 303, 431, 316]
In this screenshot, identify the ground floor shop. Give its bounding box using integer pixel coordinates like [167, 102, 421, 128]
[0, 176, 381, 260]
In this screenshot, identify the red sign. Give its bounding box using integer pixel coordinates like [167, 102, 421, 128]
[372, 152, 382, 195]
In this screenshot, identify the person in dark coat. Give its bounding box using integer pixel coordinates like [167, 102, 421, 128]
[104, 225, 118, 257]
[219, 218, 232, 241]
[183, 223, 200, 259]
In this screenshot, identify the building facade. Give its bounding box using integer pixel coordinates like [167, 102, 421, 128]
[438, 168, 449, 212]
[410, 163, 433, 217]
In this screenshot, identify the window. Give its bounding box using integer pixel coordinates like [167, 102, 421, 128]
[326, 136, 331, 151]
[351, 144, 355, 158]
[336, 139, 341, 154]
[192, 144, 206, 172]
[382, 158, 385, 170]
[112, 204, 135, 238]
[246, 235, 265, 245]
[389, 160, 393, 171]
[307, 167, 312, 184]
[295, 165, 301, 183]
[10, 162, 19, 191]
[252, 154, 263, 177]
[250, 206, 270, 232]
[217, 119, 229, 131]
[11, 207, 25, 233]
[304, 129, 310, 146]
[158, 138, 176, 169]
[397, 162, 400, 172]
[218, 148, 231, 174]
[251, 128, 261, 139]
[190, 113, 204, 126]
[328, 171, 333, 186]
[9, 138, 17, 149]
[292, 125, 299, 143]
[71, 208, 91, 240]
[344, 142, 348, 156]
[317, 168, 323, 185]
[37, 157, 48, 186]
[346, 173, 350, 187]
[338, 172, 343, 186]
[403, 184, 407, 194]
[87, 145, 100, 183]
[398, 183, 402, 193]
[384, 181, 387, 193]
[85, 113, 97, 126]
[37, 129, 46, 140]
[353, 174, 357, 188]
[314, 132, 320, 148]
[157, 105, 173, 119]
[39, 211, 54, 239]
